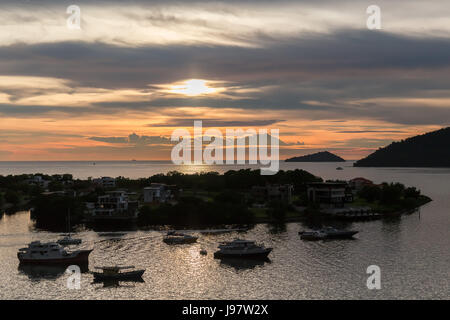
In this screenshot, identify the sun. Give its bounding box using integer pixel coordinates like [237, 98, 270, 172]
[169, 79, 218, 96]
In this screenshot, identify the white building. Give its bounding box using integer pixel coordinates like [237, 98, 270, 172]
[143, 183, 171, 203]
[91, 191, 137, 217]
[93, 177, 116, 188]
[28, 175, 51, 189]
[307, 182, 350, 208]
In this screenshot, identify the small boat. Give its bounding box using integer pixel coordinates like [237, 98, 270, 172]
[299, 230, 327, 240]
[299, 227, 358, 240]
[17, 241, 92, 264]
[321, 227, 358, 238]
[336, 167, 343, 170]
[163, 231, 198, 244]
[92, 266, 145, 281]
[214, 239, 272, 259]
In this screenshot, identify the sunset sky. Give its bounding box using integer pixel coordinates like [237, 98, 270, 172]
[0, 0, 449, 161]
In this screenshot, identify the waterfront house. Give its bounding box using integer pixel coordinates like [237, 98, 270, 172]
[88, 190, 138, 220]
[307, 182, 353, 208]
[349, 177, 373, 191]
[27, 175, 51, 189]
[92, 177, 116, 188]
[143, 183, 173, 203]
[251, 184, 294, 204]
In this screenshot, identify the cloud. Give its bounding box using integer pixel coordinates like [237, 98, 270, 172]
[336, 130, 407, 133]
[149, 118, 284, 127]
[89, 133, 173, 145]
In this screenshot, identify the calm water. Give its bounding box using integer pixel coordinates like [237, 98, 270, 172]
[0, 161, 449, 299]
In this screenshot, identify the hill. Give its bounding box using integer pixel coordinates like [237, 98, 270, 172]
[285, 151, 345, 162]
[354, 127, 450, 167]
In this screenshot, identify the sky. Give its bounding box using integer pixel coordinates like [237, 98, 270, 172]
[0, 0, 449, 161]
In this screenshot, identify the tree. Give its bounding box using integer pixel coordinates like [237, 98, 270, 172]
[5, 190, 20, 205]
[267, 200, 288, 221]
[380, 183, 404, 205]
[358, 185, 381, 202]
[404, 187, 421, 199]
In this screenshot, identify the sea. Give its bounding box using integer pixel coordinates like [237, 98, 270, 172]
[0, 161, 449, 299]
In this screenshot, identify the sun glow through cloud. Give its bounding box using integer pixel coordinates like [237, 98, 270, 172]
[169, 79, 219, 96]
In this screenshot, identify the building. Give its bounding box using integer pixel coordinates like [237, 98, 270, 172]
[93, 177, 116, 188]
[307, 182, 352, 208]
[27, 175, 51, 189]
[89, 191, 138, 218]
[349, 177, 374, 191]
[251, 184, 294, 204]
[143, 183, 173, 203]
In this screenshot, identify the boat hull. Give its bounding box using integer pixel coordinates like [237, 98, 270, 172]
[326, 231, 358, 239]
[17, 249, 92, 264]
[299, 231, 358, 240]
[93, 270, 145, 281]
[214, 248, 272, 260]
[300, 234, 325, 240]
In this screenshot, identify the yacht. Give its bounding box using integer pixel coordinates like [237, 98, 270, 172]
[17, 241, 92, 264]
[163, 231, 198, 244]
[214, 239, 272, 259]
[92, 266, 145, 281]
[299, 227, 358, 240]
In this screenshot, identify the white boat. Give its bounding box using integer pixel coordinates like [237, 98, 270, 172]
[17, 241, 92, 264]
[214, 239, 272, 259]
[163, 231, 198, 244]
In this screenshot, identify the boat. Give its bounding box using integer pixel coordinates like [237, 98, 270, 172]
[299, 227, 358, 240]
[213, 239, 272, 259]
[57, 236, 82, 246]
[299, 230, 328, 240]
[17, 241, 92, 264]
[163, 231, 198, 244]
[56, 209, 82, 246]
[321, 227, 358, 238]
[336, 167, 343, 170]
[200, 228, 247, 235]
[92, 266, 145, 281]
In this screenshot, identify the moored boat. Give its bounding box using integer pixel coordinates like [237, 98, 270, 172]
[299, 227, 358, 240]
[92, 266, 145, 281]
[214, 239, 272, 259]
[17, 241, 92, 264]
[163, 231, 198, 244]
[299, 230, 327, 240]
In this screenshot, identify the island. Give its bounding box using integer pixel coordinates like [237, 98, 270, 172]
[0, 170, 431, 231]
[285, 151, 345, 162]
[354, 127, 450, 167]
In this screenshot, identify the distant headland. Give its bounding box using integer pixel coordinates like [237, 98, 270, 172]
[285, 151, 345, 162]
[354, 127, 450, 167]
